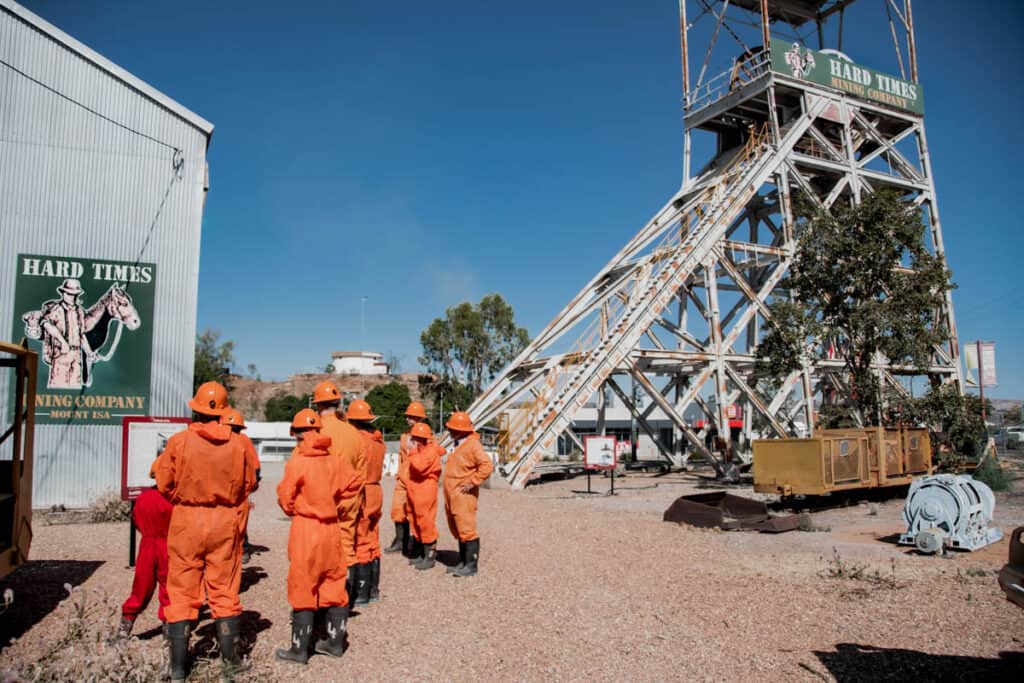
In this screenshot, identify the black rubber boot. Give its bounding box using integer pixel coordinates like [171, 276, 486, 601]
[414, 542, 437, 570]
[401, 522, 414, 557]
[354, 563, 371, 606]
[446, 541, 465, 575]
[452, 538, 479, 578]
[346, 564, 357, 608]
[384, 522, 405, 553]
[165, 620, 190, 683]
[216, 615, 251, 678]
[275, 610, 314, 665]
[407, 537, 424, 565]
[369, 557, 380, 602]
[314, 605, 349, 658]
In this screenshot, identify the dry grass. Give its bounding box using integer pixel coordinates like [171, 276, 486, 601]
[822, 547, 902, 590]
[87, 491, 130, 524]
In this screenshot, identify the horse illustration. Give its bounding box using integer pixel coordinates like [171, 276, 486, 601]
[20, 282, 142, 388]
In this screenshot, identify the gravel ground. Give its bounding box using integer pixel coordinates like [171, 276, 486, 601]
[2, 463, 1023, 681]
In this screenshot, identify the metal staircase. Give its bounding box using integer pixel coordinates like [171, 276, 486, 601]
[476, 4, 962, 488]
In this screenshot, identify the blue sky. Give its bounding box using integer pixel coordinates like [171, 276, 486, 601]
[23, 1, 1024, 399]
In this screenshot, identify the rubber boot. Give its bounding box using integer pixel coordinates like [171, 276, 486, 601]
[401, 522, 414, 558]
[116, 616, 133, 640]
[165, 620, 190, 683]
[407, 537, 424, 565]
[446, 541, 465, 575]
[215, 615, 251, 678]
[384, 522, 405, 553]
[369, 557, 381, 602]
[314, 605, 349, 658]
[452, 538, 479, 578]
[346, 564, 357, 608]
[275, 610, 314, 665]
[414, 542, 437, 570]
[354, 563, 371, 606]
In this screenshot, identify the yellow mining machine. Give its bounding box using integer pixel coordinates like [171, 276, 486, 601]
[0, 341, 37, 578]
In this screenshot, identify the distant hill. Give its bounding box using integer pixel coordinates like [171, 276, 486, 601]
[229, 372, 430, 420]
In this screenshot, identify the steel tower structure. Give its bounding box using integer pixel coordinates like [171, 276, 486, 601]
[470, 0, 960, 487]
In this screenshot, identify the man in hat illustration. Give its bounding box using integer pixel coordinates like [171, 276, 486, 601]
[38, 278, 96, 389]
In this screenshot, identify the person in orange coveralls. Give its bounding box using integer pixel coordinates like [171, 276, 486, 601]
[275, 409, 361, 664]
[385, 401, 429, 558]
[442, 412, 493, 577]
[117, 485, 173, 638]
[311, 381, 366, 604]
[347, 399, 385, 605]
[221, 408, 261, 564]
[401, 422, 445, 570]
[152, 382, 257, 682]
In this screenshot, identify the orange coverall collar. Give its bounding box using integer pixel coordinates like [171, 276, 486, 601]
[188, 421, 232, 443]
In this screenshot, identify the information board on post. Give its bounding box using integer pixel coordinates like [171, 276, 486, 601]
[584, 435, 618, 471]
[121, 416, 190, 501]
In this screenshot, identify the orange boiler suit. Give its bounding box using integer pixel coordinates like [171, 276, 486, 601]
[153, 422, 257, 623]
[237, 432, 260, 544]
[443, 433, 494, 542]
[354, 429, 385, 564]
[277, 432, 361, 610]
[121, 487, 173, 622]
[402, 441, 444, 544]
[390, 433, 412, 524]
[320, 413, 366, 566]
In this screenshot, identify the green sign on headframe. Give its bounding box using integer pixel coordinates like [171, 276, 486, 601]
[770, 38, 924, 115]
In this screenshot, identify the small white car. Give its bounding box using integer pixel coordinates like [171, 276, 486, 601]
[1006, 426, 1024, 449]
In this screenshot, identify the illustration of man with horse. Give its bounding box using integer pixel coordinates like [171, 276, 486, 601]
[21, 278, 142, 389]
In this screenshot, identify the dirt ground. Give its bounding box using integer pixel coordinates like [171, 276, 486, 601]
[2, 462, 1023, 681]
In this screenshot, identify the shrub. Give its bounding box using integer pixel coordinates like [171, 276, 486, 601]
[972, 456, 1011, 492]
[88, 490, 131, 523]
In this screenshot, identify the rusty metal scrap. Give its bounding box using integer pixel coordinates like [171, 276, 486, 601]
[662, 491, 800, 533]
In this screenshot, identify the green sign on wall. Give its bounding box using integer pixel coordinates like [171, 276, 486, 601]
[10, 253, 156, 425]
[770, 38, 924, 115]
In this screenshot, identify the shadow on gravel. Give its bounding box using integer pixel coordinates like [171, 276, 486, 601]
[240, 565, 269, 593]
[135, 623, 164, 641]
[0, 559, 104, 646]
[768, 486, 911, 513]
[436, 549, 460, 567]
[814, 643, 1024, 681]
[191, 609, 272, 659]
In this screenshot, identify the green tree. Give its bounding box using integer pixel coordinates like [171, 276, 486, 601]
[892, 384, 987, 466]
[365, 382, 412, 437]
[194, 329, 235, 392]
[265, 393, 308, 422]
[755, 190, 954, 426]
[419, 293, 530, 396]
[417, 375, 475, 430]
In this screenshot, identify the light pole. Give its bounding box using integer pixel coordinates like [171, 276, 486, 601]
[360, 296, 368, 350]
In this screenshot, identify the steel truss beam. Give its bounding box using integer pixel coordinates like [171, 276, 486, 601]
[478, 51, 959, 488]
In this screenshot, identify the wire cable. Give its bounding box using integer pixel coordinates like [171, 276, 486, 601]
[0, 56, 180, 153]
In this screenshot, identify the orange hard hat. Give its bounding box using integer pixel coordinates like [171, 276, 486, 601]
[189, 381, 229, 416]
[445, 411, 474, 433]
[410, 422, 433, 440]
[405, 401, 427, 419]
[345, 399, 376, 422]
[291, 408, 323, 430]
[220, 408, 246, 428]
[313, 380, 341, 404]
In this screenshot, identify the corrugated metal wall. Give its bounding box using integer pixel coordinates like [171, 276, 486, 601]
[0, 2, 212, 507]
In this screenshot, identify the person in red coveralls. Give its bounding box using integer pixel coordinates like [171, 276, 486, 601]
[117, 485, 173, 638]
